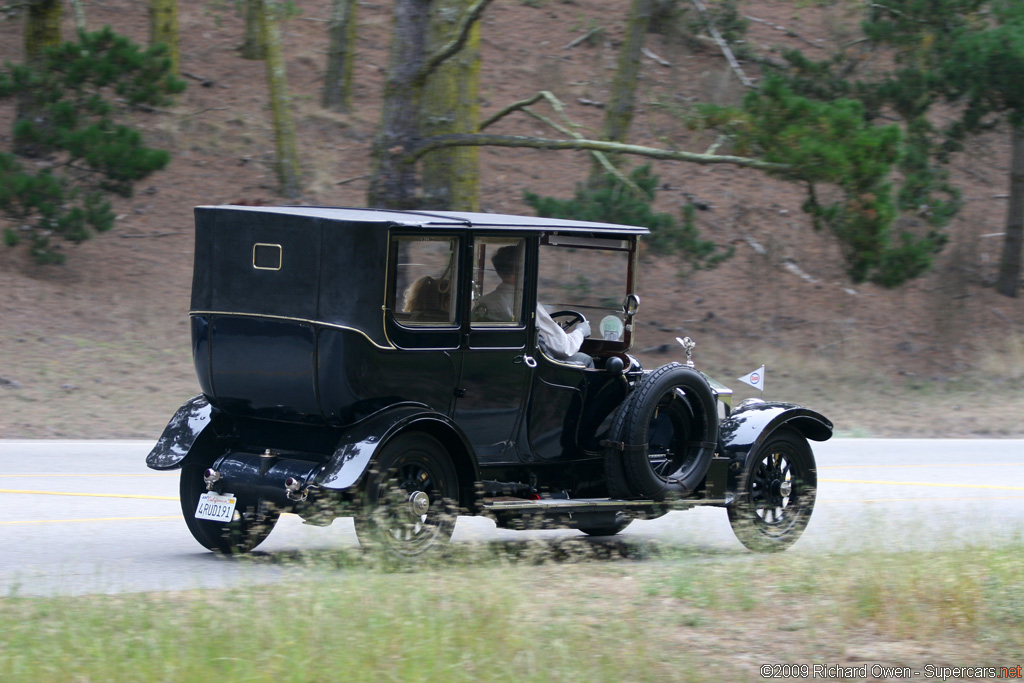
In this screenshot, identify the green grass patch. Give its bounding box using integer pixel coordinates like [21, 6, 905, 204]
[2, 543, 1023, 681]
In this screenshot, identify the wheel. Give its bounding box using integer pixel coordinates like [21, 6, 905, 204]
[548, 309, 587, 331]
[179, 455, 280, 554]
[578, 518, 632, 537]
[607, 363, 718, 500]
[354, 432, 459, 559]
[728, 428, 817, 553]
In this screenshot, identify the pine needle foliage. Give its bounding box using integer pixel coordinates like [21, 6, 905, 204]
[696, 67, 948, 288]
[524, 165, 733, 274]
[0, 27, 185, 264]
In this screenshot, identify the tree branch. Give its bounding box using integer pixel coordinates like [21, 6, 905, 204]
[407, 133, 789, 172]
[479, 91, 549, 131]
[421, 0, 496, 77]
[479, 91, 645, 195]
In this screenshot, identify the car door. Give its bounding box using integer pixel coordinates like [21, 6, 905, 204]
[452, 235, 535, 464]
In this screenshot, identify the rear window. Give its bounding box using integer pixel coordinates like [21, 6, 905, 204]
[389, 236, 460, 326]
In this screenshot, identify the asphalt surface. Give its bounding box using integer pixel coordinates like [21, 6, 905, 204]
[1, 439, 1022, 596]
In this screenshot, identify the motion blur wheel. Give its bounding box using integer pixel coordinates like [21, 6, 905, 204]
[728, 428, 817, 553]
[577, 516, 632, 537]
[354, 433, 458, 559]
[179, 455, 280, 554]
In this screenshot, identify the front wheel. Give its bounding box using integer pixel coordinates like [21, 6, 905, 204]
[354, 433, 459, 559]
[577, 518, 632, 537]
[179, 456, 280, 554]
[728, 428, 816, 553]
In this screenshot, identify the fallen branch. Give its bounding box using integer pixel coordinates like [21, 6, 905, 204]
[563, 27, 602, 50]
[744, 14, 826, 50]
[120, 231, 183, 239]
[182, 71, 216, 88]
[690, 0, 755, 88]
[641, 47, 671, 67]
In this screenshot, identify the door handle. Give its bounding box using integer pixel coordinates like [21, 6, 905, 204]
[514, 354, 537, 368]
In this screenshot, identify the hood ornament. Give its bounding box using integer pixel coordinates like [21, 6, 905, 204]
[676, 336, 696, 367]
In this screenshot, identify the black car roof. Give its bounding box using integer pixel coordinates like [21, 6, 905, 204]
[198, 205, 651, 235]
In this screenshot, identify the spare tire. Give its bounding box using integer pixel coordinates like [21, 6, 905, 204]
[605, 363, 719, 500]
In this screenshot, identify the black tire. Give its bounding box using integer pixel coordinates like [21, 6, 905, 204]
[179, 455, 280, 554]
[603, 394, 637, 499]
[354, 432, 459, 559]
[728, 428, 817, 553]
[608, 363, 718, 501]
[577, 518, 632, 537]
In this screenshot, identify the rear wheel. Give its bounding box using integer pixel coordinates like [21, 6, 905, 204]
[354, 433, 459, 559]
[179, 455, 280, 554]
[728, 428, 816, 552]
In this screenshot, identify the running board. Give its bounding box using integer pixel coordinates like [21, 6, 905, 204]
[480, 496, 727, 515]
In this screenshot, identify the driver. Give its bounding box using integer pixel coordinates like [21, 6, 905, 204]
[474, 245, 593, 368]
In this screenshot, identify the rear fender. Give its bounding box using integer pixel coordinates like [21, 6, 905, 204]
[146, 395, 215, 470]
[718, 401, 832, 502]
[318, 405, 478, 505]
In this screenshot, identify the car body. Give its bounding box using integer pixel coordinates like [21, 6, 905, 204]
[147, 206, 832, 556]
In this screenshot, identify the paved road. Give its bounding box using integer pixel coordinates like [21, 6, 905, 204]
[1, 439, 1022, 596]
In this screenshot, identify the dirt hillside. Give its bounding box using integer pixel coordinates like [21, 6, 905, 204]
[1, 0, 1022, 439]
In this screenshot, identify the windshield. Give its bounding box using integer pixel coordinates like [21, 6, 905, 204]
[537, 235, 636, 344]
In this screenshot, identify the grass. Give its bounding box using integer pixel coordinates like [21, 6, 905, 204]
[2, 543, 1022, 682]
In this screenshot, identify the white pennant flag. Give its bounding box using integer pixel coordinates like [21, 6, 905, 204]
[738, 365, 765, 391]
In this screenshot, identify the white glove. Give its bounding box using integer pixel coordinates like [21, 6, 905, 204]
[577, 320, 591, 338]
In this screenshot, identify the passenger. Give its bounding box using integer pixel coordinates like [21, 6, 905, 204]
[404, 276, 451, 321]
[473, 245, 593, 368]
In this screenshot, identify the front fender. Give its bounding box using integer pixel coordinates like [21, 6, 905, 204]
[318, 404, 476, 491]
[146, 395, 214, 470]
[719, 401, 832, 455]
[718, 401, 832, 502]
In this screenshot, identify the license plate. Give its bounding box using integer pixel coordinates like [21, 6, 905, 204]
[195, 492, 237, 523]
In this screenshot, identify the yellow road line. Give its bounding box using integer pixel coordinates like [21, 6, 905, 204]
[820, 478, 1024, 492]
[0, 489, 178, 501]
[0, 516, 179, 526]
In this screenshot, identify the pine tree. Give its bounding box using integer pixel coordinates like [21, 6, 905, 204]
[0, 28, 186, 264]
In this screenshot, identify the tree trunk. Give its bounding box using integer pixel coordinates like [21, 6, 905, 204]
[241, 0, 266, 60]
[420, 0, 481, 210]
[17, 0, 62, 157]
[261, 0, 301, 199]
[24, 0, 62, 62]
[997, 124, 1024, 297]
[589, 0, 654, 184]
[367, 0, 433, 209]
[322, 0, 358, 112]
[70, 0, 87, 32]
[149, 0, 180, 74]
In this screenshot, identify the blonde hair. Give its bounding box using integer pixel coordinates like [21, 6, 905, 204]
[404, 276, 450, 313]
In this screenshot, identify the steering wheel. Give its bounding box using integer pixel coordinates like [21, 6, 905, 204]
[548, 309, 587, 332]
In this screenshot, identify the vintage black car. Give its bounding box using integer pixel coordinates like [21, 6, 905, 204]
[147, 206, 833, 557]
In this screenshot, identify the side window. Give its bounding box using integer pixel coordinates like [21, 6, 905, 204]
[390, 236, 459, 326]
[471, 237, 526, 326]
